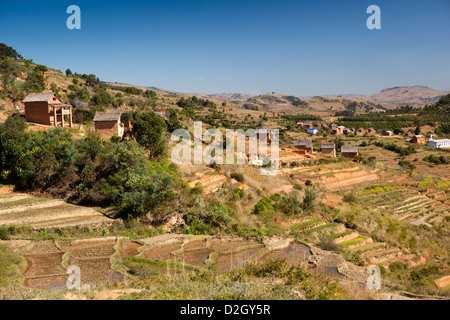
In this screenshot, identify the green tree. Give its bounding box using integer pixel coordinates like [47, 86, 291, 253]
[302, 186, 317, 211]
[25, 70, 46, 93]
[131, 111, 168, 160]
[0, 43, 23, 59]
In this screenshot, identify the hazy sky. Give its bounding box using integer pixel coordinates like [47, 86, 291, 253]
[1, 0, 449, 96]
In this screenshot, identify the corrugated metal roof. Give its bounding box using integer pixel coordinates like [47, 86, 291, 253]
[93, 111, 122, 122]
[429, 139, 450, 143]
[341, 146, 359, 153]
[321, 144, 335, 149]
[23, 92, 57, 103]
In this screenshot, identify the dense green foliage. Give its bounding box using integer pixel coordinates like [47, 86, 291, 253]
[0, 116, 180, 220]
[283, 96, 309, 107]
[131, 111, 168, 160]
[281, 114, 323, 122]
[177, 96, 217, 110]
[373, 141, 416, 156]
[423, 154, 449, 165]
[0, 43, 23, 60]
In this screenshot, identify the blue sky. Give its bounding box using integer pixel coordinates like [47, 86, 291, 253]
[1, 0, 449, 96]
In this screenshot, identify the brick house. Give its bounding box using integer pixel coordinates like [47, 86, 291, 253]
[332, 126, 345, 135]
[355, 128, 366, 136]
[294, 140, 313, 154]
[341, 146, 359, 160]
[411, 135, 426, 144]
[382, 130, 393, 136]
[93, 111, 125, 139]
[321, 143, 336, 157]
[23, 92, 73, 127]
[404, 131, 414, 137]
[256, 127, 272, 142]
[302, 122, 314, 129]
[367, 128, 376, 134]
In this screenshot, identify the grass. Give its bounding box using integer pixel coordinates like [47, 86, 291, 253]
[338, 238, 364, 246]
[0, 197, 50, 209]
[323, 231, 352, 240]
[307, 223, 339, 234]
[290, 218, 322, 230]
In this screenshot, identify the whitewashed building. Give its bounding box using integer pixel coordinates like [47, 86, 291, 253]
[427, 139, 450, 149]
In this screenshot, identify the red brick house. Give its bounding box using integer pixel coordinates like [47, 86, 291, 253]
[355, 128, 366, 136]
[411, 135, 426, 144]
[367, 128, 376, 134]
[93, 111, 125, 139]
[294, 140, 313, 154]
[382, 130, 393, 136]
[341, 146, 359, 160]
[23, 92, 73, 127]
[321, 143, 336, 157]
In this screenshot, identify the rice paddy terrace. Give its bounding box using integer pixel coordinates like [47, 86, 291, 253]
[355, 184, 450, 228]
[288, 216, 425, 269]
[8, 235, 367, 292]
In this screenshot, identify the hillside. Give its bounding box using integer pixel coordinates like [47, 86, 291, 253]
[192, 92, 254, 102]
[360, 86, 450, 107]
[240, 93, 385, 116]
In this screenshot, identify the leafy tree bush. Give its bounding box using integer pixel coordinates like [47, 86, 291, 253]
[25, 70, 45, 92]
[90, 91, 113, 106]
[131, 111, 168, 160]
[230, 172, 244, 182]
[423, 155, 449, 164]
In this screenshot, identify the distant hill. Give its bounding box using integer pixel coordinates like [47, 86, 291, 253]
[188, 92, 254, 102]
[239, 93, 384, 116]
[359, 86, 450, 106]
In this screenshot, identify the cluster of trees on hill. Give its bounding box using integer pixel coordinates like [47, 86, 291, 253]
[283, 96, 309, 107]
[373, 141, 416, 156]
[0, 112, 179, 221]
[281, 114, 323, 122]
[0, 44, 51, 101]
[337, 94, 450, 133]
[177, 96, 217, 110]
[0, 43, 23, 60]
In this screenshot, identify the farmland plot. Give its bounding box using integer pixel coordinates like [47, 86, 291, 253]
[0, 193, 112, 229]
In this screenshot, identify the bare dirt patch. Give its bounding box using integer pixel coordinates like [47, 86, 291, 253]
[142, 243, 182, 261]
[178, 249, 214, 267]
[119, 241, 142, 257]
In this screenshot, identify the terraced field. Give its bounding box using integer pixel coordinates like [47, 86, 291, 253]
[356, 185, 450, 228]
[0, 192, 113, 229]
[289, 216, 424, 270]
[305, 166, 381, 191]
[12, 235, 365, 291]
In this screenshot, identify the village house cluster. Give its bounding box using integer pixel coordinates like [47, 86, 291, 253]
[21, 92, 129, 139]
[293, 140, 359, 160]
[19, 92, 449, 152]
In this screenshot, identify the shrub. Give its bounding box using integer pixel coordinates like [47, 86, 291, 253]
[230, 172, 244, 183]
[232, 188, 245, 200]
[389, 262, 407, 272]
[0, 227, 10, 240]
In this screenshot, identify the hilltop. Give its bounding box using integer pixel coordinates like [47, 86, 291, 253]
[240, 93, 385, 116]
[359, 86, 450, 107]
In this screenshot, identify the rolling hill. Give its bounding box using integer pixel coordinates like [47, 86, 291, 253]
[359, 86, 450, 107]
